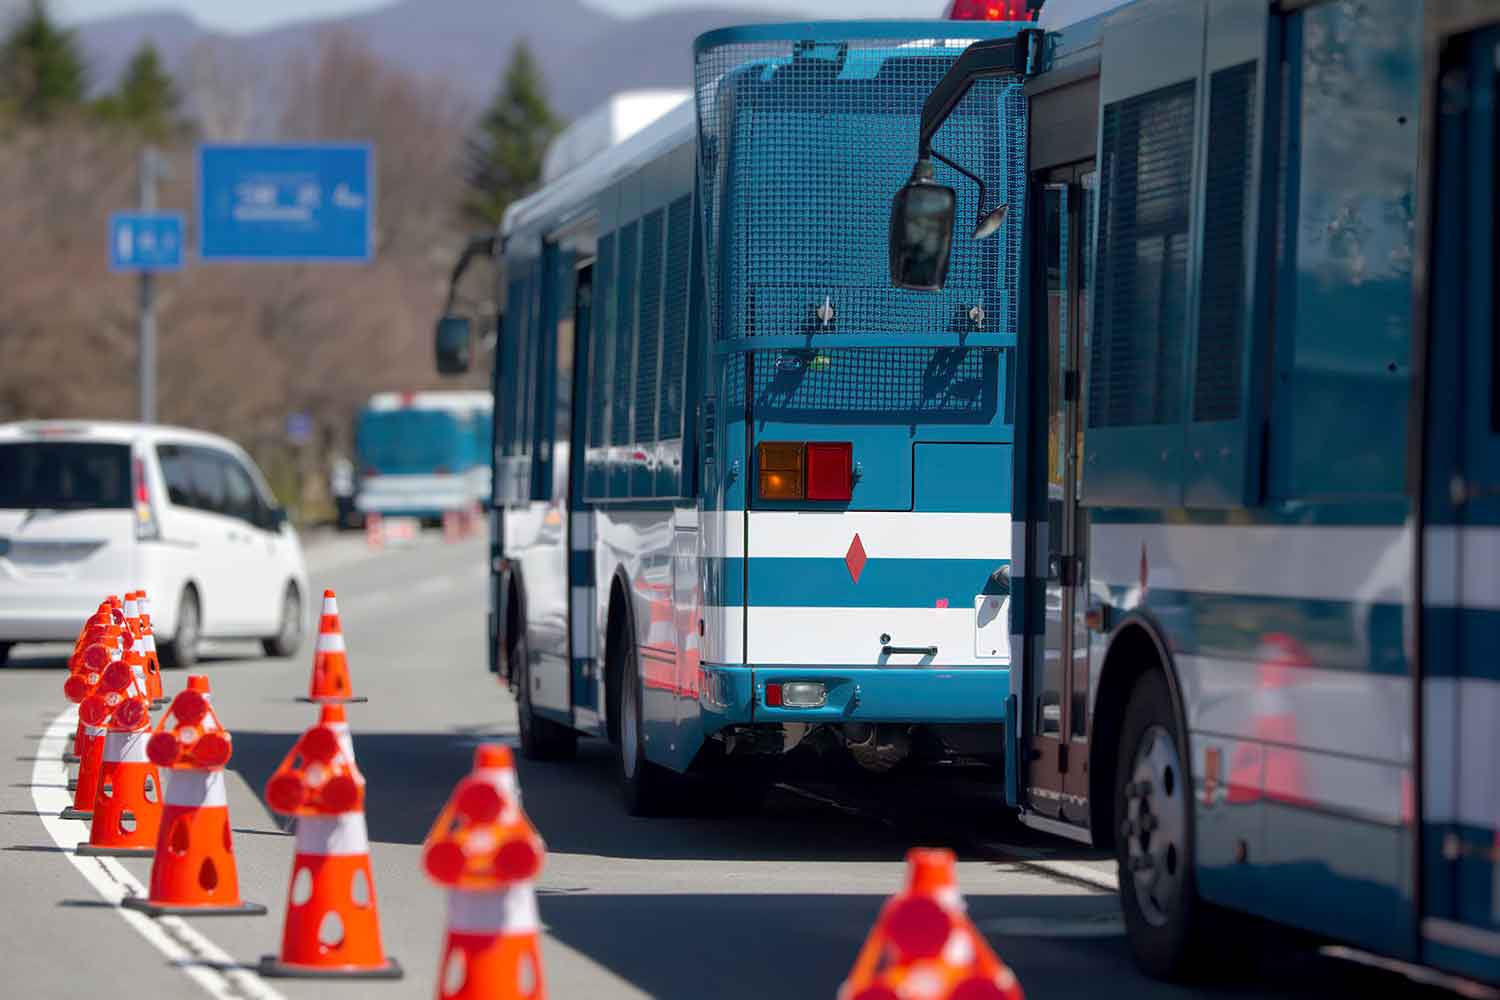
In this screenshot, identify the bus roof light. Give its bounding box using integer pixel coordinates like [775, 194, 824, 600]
[805, 442, 853, 501]
[944, 0, 1038, 19]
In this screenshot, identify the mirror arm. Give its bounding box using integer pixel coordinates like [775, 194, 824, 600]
[928, 148, 988, 224]
[916, 29, 1041, 160]
[442, 233, 498, 314]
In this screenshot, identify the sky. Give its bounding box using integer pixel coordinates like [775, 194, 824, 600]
[55, 0, 944, 34]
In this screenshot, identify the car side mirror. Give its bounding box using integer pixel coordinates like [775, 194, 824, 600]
[269, 507, 289, 529]
[889, 162, 956, 291]
[435, 313, 473, 375]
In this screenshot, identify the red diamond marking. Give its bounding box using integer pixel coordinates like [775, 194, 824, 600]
[845, 534, 867, 584]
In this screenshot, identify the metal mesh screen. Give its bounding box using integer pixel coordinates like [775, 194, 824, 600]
[660, 196, 692, 440]
[612, 221, 638, 447]
[751, 346, 1003, 422]
[636, 209, 664, 441]
[694, 29, 1027, 344]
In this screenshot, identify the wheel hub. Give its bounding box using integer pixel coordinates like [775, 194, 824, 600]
[1123, 724, 1187, 928]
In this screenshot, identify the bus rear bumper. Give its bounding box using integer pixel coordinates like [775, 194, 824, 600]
[698, 664, 1011, 726]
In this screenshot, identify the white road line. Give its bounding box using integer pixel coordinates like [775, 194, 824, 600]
[31, 708, 286, 1000]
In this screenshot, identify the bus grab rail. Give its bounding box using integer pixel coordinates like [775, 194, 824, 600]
[713, 332, 1016, 355]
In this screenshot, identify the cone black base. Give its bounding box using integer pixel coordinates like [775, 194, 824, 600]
[294, 696, 369, 704]
[257, 956, 402, 980]
[122, 897, 268, 917]
[76, 844, 154, 857]
[59, 808, 91, 821]
[67, 779, 78, 791]
[63, 753, 81, 764]
[151, 699, 170, 708]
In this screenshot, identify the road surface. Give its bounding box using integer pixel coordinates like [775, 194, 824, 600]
[0, 530, 1467, 998]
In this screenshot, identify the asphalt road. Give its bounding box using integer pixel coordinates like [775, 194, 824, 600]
[0, 530, 1471, 999]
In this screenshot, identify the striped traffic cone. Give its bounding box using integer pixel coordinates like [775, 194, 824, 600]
[259, 715, 400, 978]
[61, 721, 107, 821]
[123, 676, 266, 917]
[137, 590, 167, 707]
[838, 849, 1024, 1000]
[77, 665, 161, 858]
[297, 590, 367, 704]
[424, 745, 547, 1000]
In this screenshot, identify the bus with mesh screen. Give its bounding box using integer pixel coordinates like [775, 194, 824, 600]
[436, 20, 1035, 815]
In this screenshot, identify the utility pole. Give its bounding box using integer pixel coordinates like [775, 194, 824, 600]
[138, 147, 170, 424]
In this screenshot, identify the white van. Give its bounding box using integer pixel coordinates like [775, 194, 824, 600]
[0, 421, 309, 667]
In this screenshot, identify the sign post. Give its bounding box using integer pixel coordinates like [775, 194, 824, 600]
[109, 147, 181, 424]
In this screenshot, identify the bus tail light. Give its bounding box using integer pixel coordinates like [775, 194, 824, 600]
[133, 454, 160, 541]
[805, 442, 853, 501]
[756, 441, 852, 501]
[757, 442, 804, 500]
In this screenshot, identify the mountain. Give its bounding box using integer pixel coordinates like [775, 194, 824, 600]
[73, 0, 809, 124]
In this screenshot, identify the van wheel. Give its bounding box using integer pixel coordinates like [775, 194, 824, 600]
[159, 588, 200, 670]
[262, 584, 303, 658]
[617, 627, 679, 816]
[514, 626, 576, 761]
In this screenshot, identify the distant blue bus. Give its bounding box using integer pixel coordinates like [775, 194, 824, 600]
[354, 390, 492, 521]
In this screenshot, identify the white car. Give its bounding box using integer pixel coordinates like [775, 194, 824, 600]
[0, 421, 310, 667]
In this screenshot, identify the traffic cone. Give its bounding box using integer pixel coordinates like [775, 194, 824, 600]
[297, 590, 367, 704]
[366, 512, 384, 550]
[259, 714, 401, 979]
[122, 676, 266, 917]
[137, 590, 167, 707]
[1226, 633, 1310, 806]
[61, 722, 107, 821]
[837, 849, 1024, 1000]
[424, 744, 547, 1000]
[77, 662, 161, 857]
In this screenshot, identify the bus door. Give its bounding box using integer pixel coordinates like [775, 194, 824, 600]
[1027, 164, 1096, 825]
[1421, 18, 1500, 975]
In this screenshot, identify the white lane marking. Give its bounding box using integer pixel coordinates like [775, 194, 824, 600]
[31, 708, 286, 1000]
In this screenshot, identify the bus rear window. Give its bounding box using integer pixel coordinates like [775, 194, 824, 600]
[356, 411, 467, 473]
[0, 442, 132, 510]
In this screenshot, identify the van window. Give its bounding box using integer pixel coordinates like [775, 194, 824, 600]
[0, 442, 132, 510]
[220, 454, 261, 525]
[157, 445, 195, 507]
[187, 448, 227, 515]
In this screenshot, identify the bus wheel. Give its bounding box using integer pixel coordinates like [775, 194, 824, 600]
[1114, 669, 1208, 981]
[514, 627, 576, 761]
[618, 633, 679, 816]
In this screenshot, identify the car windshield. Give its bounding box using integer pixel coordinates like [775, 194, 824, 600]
[0, 441, 132, 510]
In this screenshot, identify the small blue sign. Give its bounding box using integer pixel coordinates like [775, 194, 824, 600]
[286, 412, 314, 445]
[198, 144, 375, 263]
[109, 213, 185, 272]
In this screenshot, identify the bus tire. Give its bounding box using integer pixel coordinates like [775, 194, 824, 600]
[617, 622, 679, 817]
[1114, 668, 1209, 981]
[514, 625, 577, 762]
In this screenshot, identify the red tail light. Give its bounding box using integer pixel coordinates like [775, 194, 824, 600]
[756, 441, 853, 502]
[945, 0, 1039, 19]
[805, 443, 853, 501]
[132, 454, 160, 540]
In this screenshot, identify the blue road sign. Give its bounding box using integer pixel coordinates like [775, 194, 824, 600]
[286, 412, 314, 445]
[109, 213, 185, 272]
[198, 144, 375, 262]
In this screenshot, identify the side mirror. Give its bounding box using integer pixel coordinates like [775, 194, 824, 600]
[889, 162, 957, 291]
[269, 506, 289, 530]
[435, 314, 473, 375]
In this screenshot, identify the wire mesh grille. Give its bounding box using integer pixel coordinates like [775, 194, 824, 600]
[612, 221, 638, 446]
[636, 209, 664, 441]
[660, 196, 692, 439]
[750, 346, 1003, 422]
[694, 30, 1027, 345]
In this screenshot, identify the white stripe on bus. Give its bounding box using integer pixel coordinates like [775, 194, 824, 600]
[745, 511, 1012, 561]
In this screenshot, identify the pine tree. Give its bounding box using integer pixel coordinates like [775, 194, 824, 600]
[463, 40, 560, 227]
[96, 42, 181, 137]
[0, 0, 87, 122]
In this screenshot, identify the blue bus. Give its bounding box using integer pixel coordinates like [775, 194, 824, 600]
[354, 390, 493, 523]
[436, 20, 1031, 813]
[892, 0, 1499, 987]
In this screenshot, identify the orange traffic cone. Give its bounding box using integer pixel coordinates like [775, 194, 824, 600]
[297, 590, 367, 705]
[259, 715, 400, 979]
[838, 849, 1023, 1000]
[77, 662, 161, 857]
[136, 590, 167, 707]
[122, 676, 266, 917]
[423, 745, 547, 1000]
[61, 721, 107, 821]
